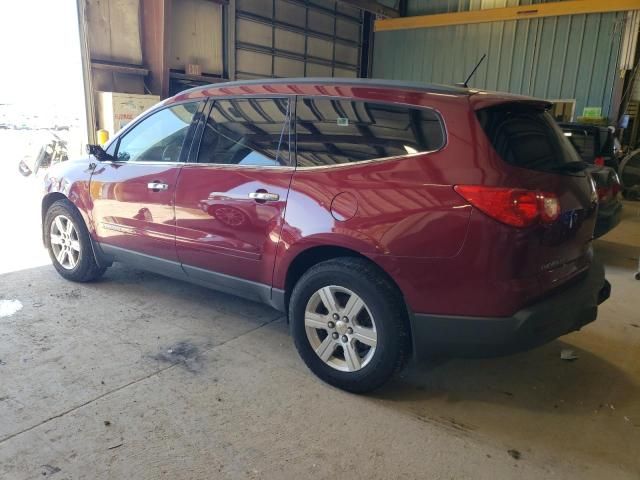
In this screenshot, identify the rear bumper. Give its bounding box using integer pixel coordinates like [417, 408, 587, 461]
[410, 259, 610, 359]
[594, 201, 622, 238]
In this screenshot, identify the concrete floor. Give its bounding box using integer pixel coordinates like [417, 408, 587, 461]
[1, 149, 640, 478]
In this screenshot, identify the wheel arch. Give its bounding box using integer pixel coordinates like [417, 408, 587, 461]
[282, 246, 411, 342]
[41, 192, 68, 244]
[42, 193, 111, 269]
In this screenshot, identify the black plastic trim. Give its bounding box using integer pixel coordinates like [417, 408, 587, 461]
[182, 264, 285, 311]
[409, 259, 609, 359]
[100, 244, 186, 280]
[98, 244, 286, 312]
[594, 201, 623, 238]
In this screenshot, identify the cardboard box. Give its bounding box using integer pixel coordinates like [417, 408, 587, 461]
[96, 92, 160, 137]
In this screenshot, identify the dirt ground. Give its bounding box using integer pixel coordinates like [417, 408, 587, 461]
[1, 131, 639, 479]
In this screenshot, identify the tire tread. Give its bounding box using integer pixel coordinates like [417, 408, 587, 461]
[44, 199, 107, 282]
[290, 257, 410, 393]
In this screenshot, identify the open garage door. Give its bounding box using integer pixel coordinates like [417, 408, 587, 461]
[235, 0, 365, 79]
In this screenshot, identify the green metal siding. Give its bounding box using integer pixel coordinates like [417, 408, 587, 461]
[373, 3, 626, 120]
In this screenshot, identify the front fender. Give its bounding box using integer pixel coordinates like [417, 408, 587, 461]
[42, 157, 95, 235]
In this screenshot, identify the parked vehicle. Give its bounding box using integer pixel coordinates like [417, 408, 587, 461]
[619, 148, 640, 200]
[588, 166, 623, 238]
[559, 123, 623, 237]
[42, 79, 610, 392]
[19, 133, 68, 177]
[558, 123, 619, 170]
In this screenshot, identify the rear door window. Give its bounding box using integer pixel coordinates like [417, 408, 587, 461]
[196, 97, 291, 166]
[295, 97, 445, 167]
[476, 104, 581, 170]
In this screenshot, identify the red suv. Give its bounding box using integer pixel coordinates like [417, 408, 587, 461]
[42, 79, 610, 392]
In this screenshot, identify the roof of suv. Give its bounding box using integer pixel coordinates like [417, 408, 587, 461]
[177, 77, 472, 97]
[165, 77, 545, 110]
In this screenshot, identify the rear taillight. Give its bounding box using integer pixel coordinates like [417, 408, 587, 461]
[597, 186, 612, 202]
[612, 183, 621, 196]
[612, 174, 621, 196]
[594, 156, 605, 166]
[454, 185, 560, 228]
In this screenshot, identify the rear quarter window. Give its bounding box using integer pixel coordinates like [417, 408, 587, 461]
[476, 104, 581, 170]
[295, 98, 445, 167]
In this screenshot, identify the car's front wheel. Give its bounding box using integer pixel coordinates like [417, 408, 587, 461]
[290, 257, 410, 393]
[44, 199, 107, 282]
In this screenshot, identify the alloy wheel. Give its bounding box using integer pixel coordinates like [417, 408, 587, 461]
[50, 215, 81, 270]
[304, 285, 378, 372]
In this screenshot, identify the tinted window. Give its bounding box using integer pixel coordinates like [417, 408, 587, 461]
[295, 98, 445, 167]
[476, 104, 581, 170]
[599, 129, 614, 158]
[197, 98, 290, 166]
[563, 129, 595, 162]
[116, 102, 199, 162]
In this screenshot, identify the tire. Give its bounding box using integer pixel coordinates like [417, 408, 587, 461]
[44, 199, 107, 282]
[290, 257, 410, 393]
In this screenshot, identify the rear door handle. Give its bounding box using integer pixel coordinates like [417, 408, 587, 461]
[249, 192, 279, 202]
[147, 182, 169, 191]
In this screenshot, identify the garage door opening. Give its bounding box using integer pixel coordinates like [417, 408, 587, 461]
[0, 0, 86, 274]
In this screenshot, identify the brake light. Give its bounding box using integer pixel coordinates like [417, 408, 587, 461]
[454, 185, 560, 228]
[612, 182, 621, 196]
[594, 156, 605, 166]
[597, 186, 612, 202]
[612, 174, 621, 196]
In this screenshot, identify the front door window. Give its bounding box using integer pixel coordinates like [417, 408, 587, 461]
[116, 102, 200, 163]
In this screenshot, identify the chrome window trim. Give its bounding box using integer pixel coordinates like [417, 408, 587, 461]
[98, 160, 188, 167]
[181, 163, 295, 171]
[293, 150, 443, 171]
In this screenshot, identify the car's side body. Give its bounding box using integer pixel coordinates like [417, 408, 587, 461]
[43, 78, 610, 361]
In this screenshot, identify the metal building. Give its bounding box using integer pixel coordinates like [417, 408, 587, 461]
[373, 0, 639, 124]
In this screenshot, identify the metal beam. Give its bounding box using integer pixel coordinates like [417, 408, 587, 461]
[338, 0, 400, 18]
[141, 0, 171, 97]
[375, 0, 640, 32]
[91, 60, 149, 76]
[76, 0, 95, 144]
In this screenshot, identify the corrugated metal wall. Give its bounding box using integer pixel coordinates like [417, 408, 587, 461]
[373, 1, 627, 120]
[235, 0, 363, 79]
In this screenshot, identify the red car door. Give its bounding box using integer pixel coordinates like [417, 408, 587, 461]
[174, 97, 293, 301]
[90, 101, 201, 263]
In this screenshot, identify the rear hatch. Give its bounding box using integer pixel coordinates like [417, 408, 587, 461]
[475, 101, 597, 292]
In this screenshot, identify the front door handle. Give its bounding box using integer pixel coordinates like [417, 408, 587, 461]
[249, 191, 279, 202]
[148, 182, 169, 191]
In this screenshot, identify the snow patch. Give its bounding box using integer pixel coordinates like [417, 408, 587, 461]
[0, 299, 23, 318]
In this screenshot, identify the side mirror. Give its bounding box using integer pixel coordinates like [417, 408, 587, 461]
[86, 144, 114, 161]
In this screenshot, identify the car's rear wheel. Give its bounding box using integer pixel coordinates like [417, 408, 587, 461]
[44, 199, 107, 282]
[290, 257, 410, 393]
